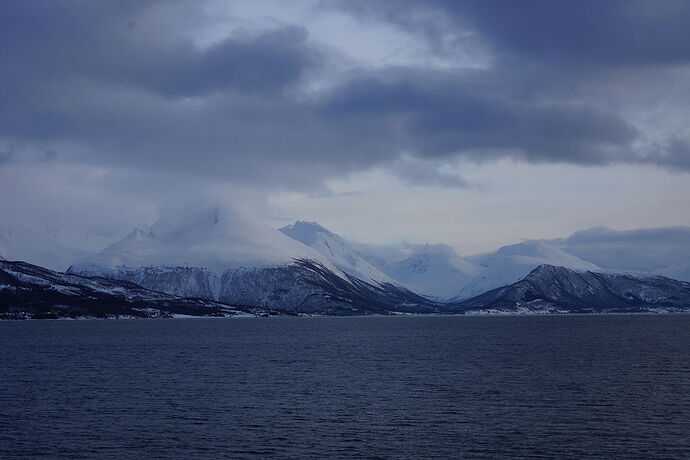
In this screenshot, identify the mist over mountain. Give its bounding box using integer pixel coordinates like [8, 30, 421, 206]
[548, 226, 690, 275]
[72, 207, 338, 274]
[0, 224, 117, 272]
[352, 242, 481, 300]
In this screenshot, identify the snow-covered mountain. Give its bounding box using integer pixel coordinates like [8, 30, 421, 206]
[452, 264, 690, 314]
[74, 208, 341, 273]
[354, 242, 481, 300]
[0, 224, 115, 271]
[279, 221, 396, 285]
[454, 241, 600, 300]
[68, 208, 437, 314]
[7, 210, 689, 314]
[279, 221, 483, 299]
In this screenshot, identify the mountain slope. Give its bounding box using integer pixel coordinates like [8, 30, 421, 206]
[452, 264, 690, 314]
[279, 221, 396, 285]
[454, 241, 600, 300]
[0, 260, 246, 319]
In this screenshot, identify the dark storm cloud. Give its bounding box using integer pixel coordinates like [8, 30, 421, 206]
[340, 0, 690, 66]
[461, 1, 690, 66]
[0, 1, 331, 188]
[0, 0, 688, 192]
[643, 138, 690, 171]
[0, 1, 318, 97]
[321, 73, 635, 164]
[336, 0, 690, 170]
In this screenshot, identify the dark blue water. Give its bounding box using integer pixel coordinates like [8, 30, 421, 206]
[1, 315, 690, 459]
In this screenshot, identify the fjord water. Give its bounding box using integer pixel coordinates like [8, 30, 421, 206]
[2, 316, 690, 458]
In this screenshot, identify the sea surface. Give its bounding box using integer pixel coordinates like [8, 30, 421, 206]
[1, 315, 690, 459]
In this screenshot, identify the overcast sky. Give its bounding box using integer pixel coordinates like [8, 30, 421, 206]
[2, 0, 690, 255]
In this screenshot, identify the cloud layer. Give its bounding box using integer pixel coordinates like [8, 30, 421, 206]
[2, 0, 689, 196]
[1, 0, 690, 257]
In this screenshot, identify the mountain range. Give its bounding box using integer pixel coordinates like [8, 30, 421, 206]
[2, 206, 690, 317]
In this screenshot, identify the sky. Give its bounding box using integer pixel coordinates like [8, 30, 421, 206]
[2, 0, 690, 255]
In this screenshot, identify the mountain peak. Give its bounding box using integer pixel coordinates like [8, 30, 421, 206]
[526, 264, 580, 279]
[279, 221, 396, 285]
[279, 221, 333, 245]
[126, 228, 153, 241]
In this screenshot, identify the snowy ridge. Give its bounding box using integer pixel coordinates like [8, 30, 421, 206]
[279, 221, 396, 285]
